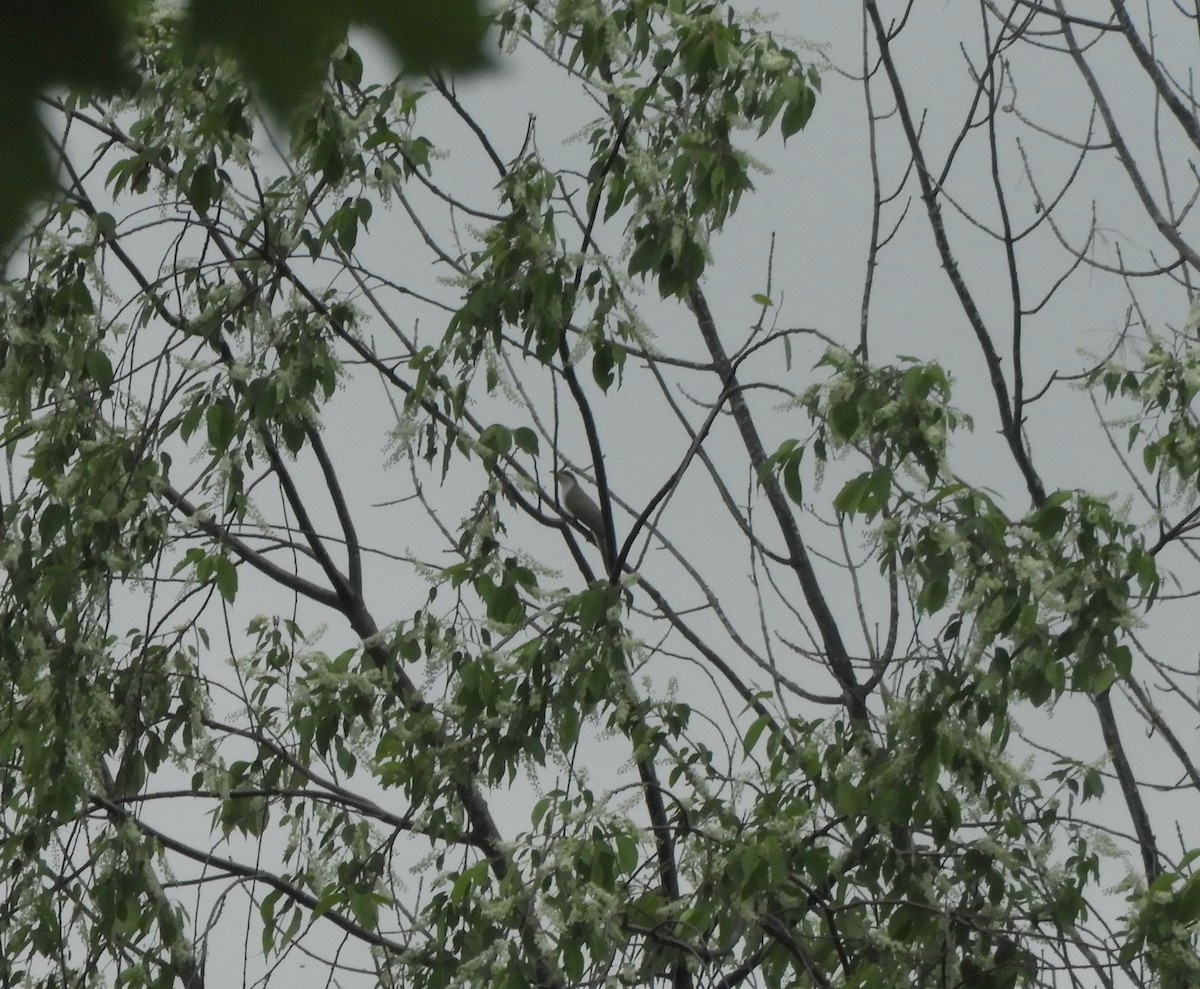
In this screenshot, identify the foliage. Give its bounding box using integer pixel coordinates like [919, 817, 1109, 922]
[0, 0, 488, 248]
[1, 2, 1198, 988]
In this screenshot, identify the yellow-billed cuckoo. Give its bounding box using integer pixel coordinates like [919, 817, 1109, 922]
[554, 469, 611, 571]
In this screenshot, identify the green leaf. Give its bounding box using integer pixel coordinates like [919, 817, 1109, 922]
[38, 502, 69, 545]
[85, 349, 115, 392]
[782, 450, 803, 505]
[578, 585, 610, 630]
[780, 85, 815, 140]
[185, 3, 339, 115]
[512, 426, 539, 455]
[828, 397, 860, 440]
[333, 45, 363, 86]
[281, 419, 307, 454]
[743, 714, 770, 755]
[94, 211, 117, 239]
[558, 704, 580, 752]
[478, 575, 522, 625]
[312, 885, 341, 919]
[213, 554, 238, 603]
[833, 468, 891, 518]
[563, 941, 584, 983]
[0, 0, 134, 246]
[348, 891, 381, 930]
[185, 0, 489, 118]
[188, 160, 219, 213]
[592, 339, 618, 391]
[478, 424, 511, 462]
[1109, 643, 1132, 678]
[205, 396, 237, 451]
[355, 0, 490, 75]
[614, 832, 639, 875]
[1090, 663, 1116, 695]
[1029, 503, 1068, 539]
[833, 776, 861, 816]
[260, 888, 284, 954]
[1082, 766, 1104, 801]
[220, 794, 267, 837]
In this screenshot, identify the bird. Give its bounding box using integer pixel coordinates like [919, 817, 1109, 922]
[554, 469, 611, 571]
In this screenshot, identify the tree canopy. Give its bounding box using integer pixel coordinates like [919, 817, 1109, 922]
[1, 2, 1199, 988]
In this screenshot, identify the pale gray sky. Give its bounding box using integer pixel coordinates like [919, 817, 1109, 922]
[17, 3, 1199, 985]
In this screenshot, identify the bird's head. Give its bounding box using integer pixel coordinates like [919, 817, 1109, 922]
[553, 469, 577, 491]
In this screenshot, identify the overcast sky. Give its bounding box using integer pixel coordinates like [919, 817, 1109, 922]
[19, 3, 1199, 985]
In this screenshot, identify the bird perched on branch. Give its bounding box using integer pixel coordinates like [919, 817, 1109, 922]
[554, 469, 610, 572]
